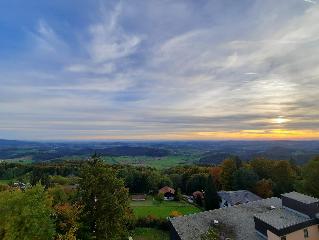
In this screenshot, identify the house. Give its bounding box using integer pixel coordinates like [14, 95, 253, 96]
[169, 192, 319, 240]
[218, 190, 262, 207]
[131, 194, 147, 201]
[159, 186, 175, 200]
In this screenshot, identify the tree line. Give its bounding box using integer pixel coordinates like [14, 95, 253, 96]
[0, 155, 318, 239]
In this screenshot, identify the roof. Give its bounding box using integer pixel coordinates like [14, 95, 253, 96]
[254, 208, 311, 230]
[193, 191, 204, 198]
[159, 186, 175, 194]
[218, 190, 262, 206]
[282, 192, 319, 204]
[170, 197, 282, 240]
[131, 194, 146, 200]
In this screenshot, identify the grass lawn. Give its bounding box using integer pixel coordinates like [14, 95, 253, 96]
[131, 227, 169, 240]
[131, 196, 201, 218]
[0, 179, 12, 185]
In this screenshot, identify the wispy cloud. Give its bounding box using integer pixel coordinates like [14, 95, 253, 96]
[304, 0, 316, 4]
[0, 0, 319, 140]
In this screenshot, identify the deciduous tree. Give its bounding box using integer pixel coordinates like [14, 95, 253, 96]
[220, 158, 237, 190]
[78, 154, 130, 240]
[299, 156, 319, 198]
[0, 185, 55, 240]
[232, 168, 259, 191]
[254, 179, 273, 198]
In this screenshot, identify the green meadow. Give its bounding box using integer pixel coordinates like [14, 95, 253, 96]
[130, 196, 201, 218]
[103, 155, 196, 169]
[0, 179, 11, 184]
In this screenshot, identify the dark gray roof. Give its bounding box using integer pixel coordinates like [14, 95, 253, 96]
[218, 190, 262, 206]
[170, 197, 282, 240]
[282, 192, 319, 204]
[254, 208, 310, 230]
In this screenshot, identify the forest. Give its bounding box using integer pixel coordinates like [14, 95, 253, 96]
[0, 154, 318, 239]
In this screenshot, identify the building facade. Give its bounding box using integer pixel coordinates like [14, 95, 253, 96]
[170, 192, 319, 240]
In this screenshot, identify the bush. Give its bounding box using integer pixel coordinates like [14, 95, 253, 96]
[169, 210, 182, 218]
[135, 215, 169, 230]
[154, 193, 164, 203]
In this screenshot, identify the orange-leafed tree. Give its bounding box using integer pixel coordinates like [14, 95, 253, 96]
[209, 166, 223, 190]
[54, 203, 81, 240]
[254, 179, 273, 199]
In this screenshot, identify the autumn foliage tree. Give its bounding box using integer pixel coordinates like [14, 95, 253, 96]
[254, 179, 273, 198]
[209, 166, 223, 190]
[54, 203, 81, 240]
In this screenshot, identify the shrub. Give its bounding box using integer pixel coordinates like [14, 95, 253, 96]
[154, 192, 164, 203]
[135, 215, 169, 230]
[169, 210, 182, 218]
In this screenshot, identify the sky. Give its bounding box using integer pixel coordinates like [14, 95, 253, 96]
[0, 0, 319, 141]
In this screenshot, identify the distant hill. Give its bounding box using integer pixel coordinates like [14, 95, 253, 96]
[0, 139, 38, 148]
[197, 141, 319, 165]
[0, 139, 318, 165]
[0, 140, 170, 161]
[198, 152, 232, 165]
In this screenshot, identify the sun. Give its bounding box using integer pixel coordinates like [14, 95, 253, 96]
[272, 116, 289, 124]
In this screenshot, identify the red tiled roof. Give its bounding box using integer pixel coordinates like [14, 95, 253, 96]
[159, 186, 175, 194]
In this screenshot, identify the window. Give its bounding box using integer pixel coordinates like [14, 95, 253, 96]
[281, 236, 286, 240]
[304, 228, 309, 238]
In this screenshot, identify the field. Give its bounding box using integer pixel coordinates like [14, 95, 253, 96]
[131, 228, 169, 240]
[130, 196, 201, 218]
[0, 156, 33, 164]
[103, 155, 196, 169]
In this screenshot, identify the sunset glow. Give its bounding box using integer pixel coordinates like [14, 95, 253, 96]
[271, 117, 290, 125]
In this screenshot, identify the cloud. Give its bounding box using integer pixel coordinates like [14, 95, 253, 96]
[0, 0, 319, 140]
[30, 19, 68, 56]
[244, 72, 258, 75]
[87, 2, 143, 63]
[63, 1, 143, 82]
[66, 63, 115, 74]
[304, 0, 316, 4]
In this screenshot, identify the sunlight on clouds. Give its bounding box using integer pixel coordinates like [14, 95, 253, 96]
[271, 116, 290, 124]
